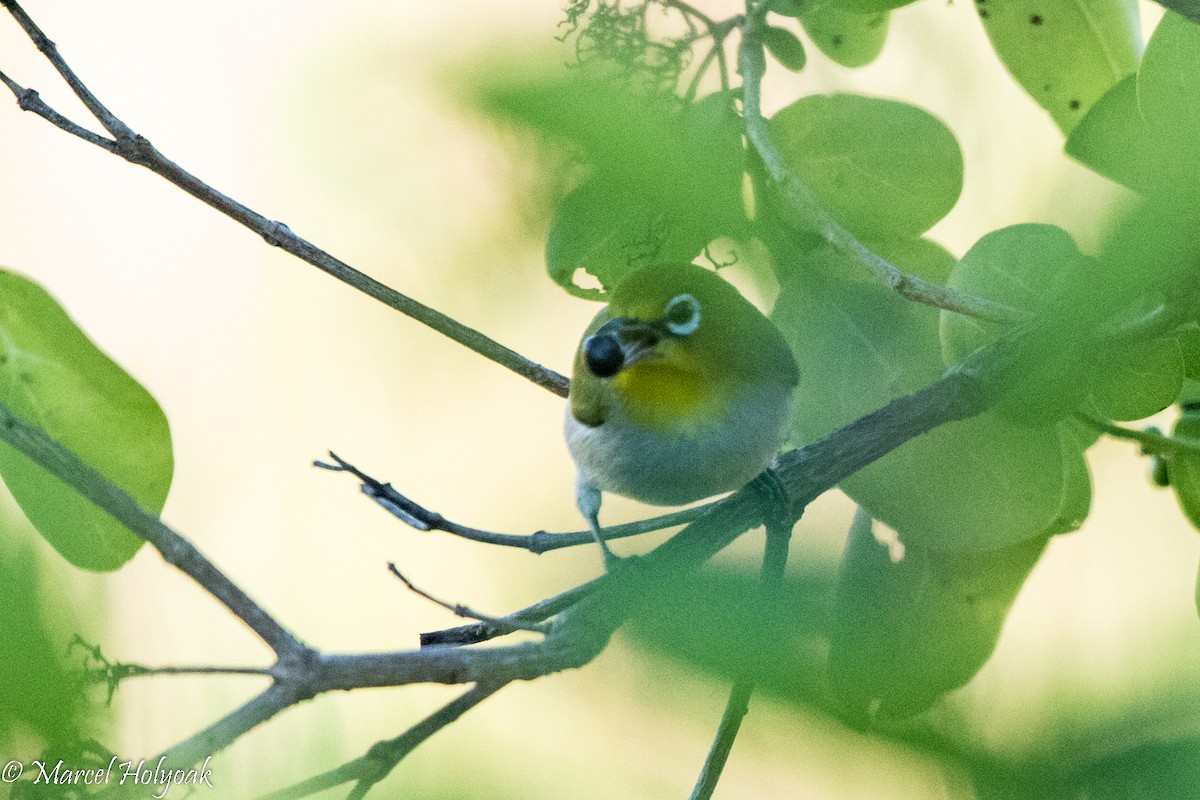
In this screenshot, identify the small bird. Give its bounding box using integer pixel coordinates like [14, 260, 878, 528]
[565, 262, 799, 567]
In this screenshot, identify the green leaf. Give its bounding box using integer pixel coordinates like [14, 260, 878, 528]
[545, 180, 710, 296]
[940, 224, 1096, 422]
[624, 566, 839, 713]
[1179, 326, 1200, 380]
[976, 0, 1141, 135]
[1138, 12, 1200, 140]
[763, 24, 808, 71]
[479, 74, 746, 293]
[0, 271, 172, 571]
[1068, 15, 1200, 199]
[1152, 0, 1200, 26]
[1049, 422, 1093, 534]
[825, 0, 918, 13]
[829, 512, 1049, 719]
[1090, 337, 1184, 421]
[767, 0, 805, 17]
[869, 236, 958, 285]
[796, 1, 890, 68]
[1065, 75, 1176, 193]
[774, 270, 1078, 551]
[0, 541, 85, 743]
[769, 94, 963, 238]
[1170, 412, 1200, 531]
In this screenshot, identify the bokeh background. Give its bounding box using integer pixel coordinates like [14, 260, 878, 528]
[1, 1, 1198, 797]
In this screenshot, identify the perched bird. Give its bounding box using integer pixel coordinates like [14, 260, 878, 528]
[565, 262, 799, 567]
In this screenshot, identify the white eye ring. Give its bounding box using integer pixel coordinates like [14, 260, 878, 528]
[663, 293, 701, 336]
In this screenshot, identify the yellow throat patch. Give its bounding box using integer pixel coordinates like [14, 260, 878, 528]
[613, 357, 726, 433]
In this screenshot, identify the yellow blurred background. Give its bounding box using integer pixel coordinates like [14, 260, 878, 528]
[1, 1, 1198, 797]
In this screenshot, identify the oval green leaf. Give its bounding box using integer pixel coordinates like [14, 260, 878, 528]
[976, 0, 1141, 135]
[773, 267, 1076, 552]
[763, 24, 808, 71]
[1090, 337, 1184, 421]
[797, 2, 890, 68]
[941, 224, 1096, 422]
[1171, 412, 1200, 532]
[769, 94, 963, 239]
[1138, 12, 1200, 139]
[829, 512, 1050, 719]
[0, 271, 173, 571]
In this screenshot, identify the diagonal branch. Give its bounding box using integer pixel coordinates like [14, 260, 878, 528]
[738, 6, 1024, 325]
[0, 399, 305, 660]
[0, 0, 569, 398]
[316, 451, 713, 553]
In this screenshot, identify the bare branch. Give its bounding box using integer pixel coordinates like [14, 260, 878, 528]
[388, 562, 550, 635]
[0, 0, 569, 398]
[690, 473, 794, 800]
[317, 451, 713, 552]
[737, 7, 1024, 325]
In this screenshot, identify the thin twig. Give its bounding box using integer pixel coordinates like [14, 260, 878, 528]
[388, 562, 550, 635]
[317, 451, 714, 552]
[256, 682, 506, 800]
[737, 7, 1022, 325]
[689, 473, 794, 800]
[419, 573, 604, 647]
[1081, 413, 1200, 456]
[0, 0, 569, 398]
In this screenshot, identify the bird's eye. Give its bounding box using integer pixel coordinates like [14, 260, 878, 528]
[583, 334, 624, 378]
[663, 294, 701, 336]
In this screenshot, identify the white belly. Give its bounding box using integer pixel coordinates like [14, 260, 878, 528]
[565, 386, 793, 506]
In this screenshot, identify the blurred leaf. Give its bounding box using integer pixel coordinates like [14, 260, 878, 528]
[1070, 734, 1200, 799]
[975, 0, 1141, 135]
[1149, 0, 1200, 25]
[1170, 412, 1200, 530]
[941, 224, 1088, 361]
[1138, 12, 1200, 143]
[0, 271, 172, 571]
[545, 180, 708, 298]
[1065, 75, 1174, 194]
[1049, 422, 1093, 534]
[0, 541, 83, 745]
[763, 24, 808, 71]
[940, 224, 1096, 422]
[825, 0, 918, 13]
[1069, 14, 1200, 200]
[1179, 326, 1200, 380]
[624, 564, 839, 712]
[829, 512, 1049, 720]
[869, 236, 958, 285]
[796, 1, 890, 67]
[774, 270, 1079, 551]
[767, 0, 805, 17]
[477, 73, 745, 292]
[769, 94, 963, 238]
[1090, 337, 1184, 421]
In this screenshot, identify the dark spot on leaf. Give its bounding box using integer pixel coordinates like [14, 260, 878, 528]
[19, 372, 31, 383]
[0, 354, 7, 365]
[979, 8, 989, 18]
[831, 33, 844, 48]
[1069, 99, 1081, 110]
[1043, 83, 1052, 92]
[1030, 14, 1043, 25]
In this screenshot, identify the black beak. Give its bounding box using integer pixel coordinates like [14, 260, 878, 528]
[583, 317, 661, 378]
